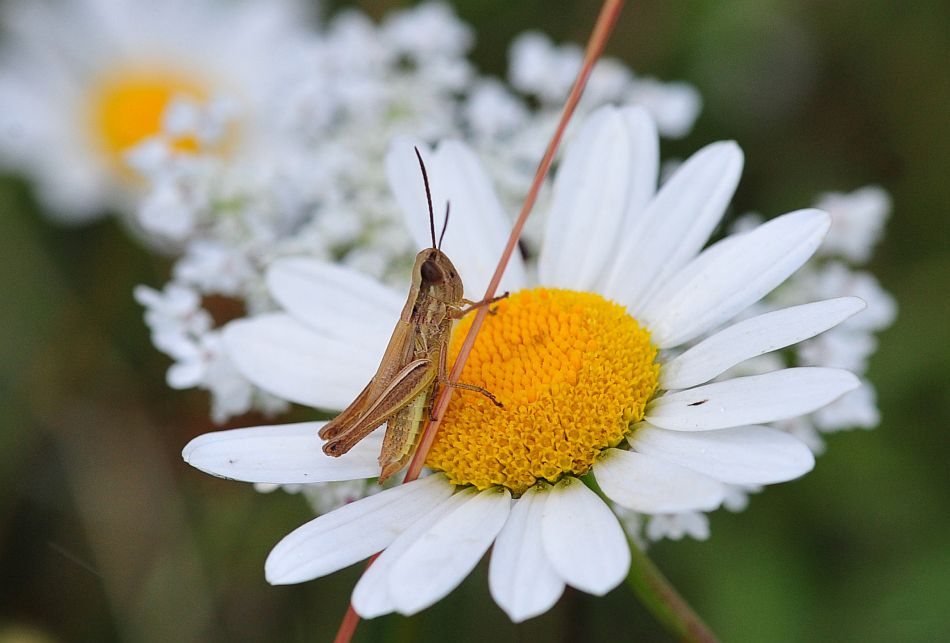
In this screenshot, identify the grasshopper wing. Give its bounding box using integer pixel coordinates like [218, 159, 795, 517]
[321, 359, 435, 457]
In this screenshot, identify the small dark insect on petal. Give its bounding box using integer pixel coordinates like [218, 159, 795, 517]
[687, 399, 709, 407]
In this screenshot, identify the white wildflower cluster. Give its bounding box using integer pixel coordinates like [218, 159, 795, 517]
[642, 186, 895, 543]
[132, 3, 703, 423]
[134, 283, 288, 423]
[743, 185, 895, 447]
[772, 208, 895, 454]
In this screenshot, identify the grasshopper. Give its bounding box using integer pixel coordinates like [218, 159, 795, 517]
[319, 148, 507, 483]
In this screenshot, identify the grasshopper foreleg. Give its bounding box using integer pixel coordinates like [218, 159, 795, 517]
[453, 291, 510, 318]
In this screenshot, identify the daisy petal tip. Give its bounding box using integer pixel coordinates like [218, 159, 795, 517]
[542, 479, 630, 595]
[720, 138, 742, 155]
[498, 587, 565, 624]
[819, 367, 862, 396]
[264, 558, 322, 586]
[500, 608, 527, 624]
[179, 431, 239, 476]
[263, 571, 290, 586]
[181, 434, 203, 463]
[263, 555, 304, 586]
[773, 435, 817, 483]
[619, 103, 652, 122]
[800, 445, 817, 476]
[839, 369, 862, 393]
[708, 139, 744, 167]
[798, 207, 833, 234]
[586, 102, 620, 122]
[631, 425, 818, 486]
[351, 600, 388, 621]
[844, 295, 868, 314]
[263, 512, 379, 587]
[576, 561, 628, 597]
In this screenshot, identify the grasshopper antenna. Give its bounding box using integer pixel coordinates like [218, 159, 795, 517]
[438, 201, 450, 250]
[414, 146, 437, 249]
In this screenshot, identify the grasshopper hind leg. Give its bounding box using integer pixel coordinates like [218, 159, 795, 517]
[321, 359, 434, 458]
[439, 378, 504, 407]
[435, 340, 504, 410]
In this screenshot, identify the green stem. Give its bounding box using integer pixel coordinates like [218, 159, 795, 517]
[626, 540, 719, 643]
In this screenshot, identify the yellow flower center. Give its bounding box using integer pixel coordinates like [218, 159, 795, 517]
[88, 66, 214, 172]
[425, 288, 659, 495]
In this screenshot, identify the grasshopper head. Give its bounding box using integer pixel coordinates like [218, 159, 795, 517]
[411, 146, 462, 298]
[416, 248, 463, 299]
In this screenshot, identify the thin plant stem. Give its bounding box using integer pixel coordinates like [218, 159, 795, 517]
[626, 540, 719, 643]
[332, 553, 380, 643]
[404, 0, 627, 482]
[332, 605, 361, 643]
[332, 2, 626, 641]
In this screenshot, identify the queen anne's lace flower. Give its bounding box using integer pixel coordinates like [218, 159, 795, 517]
[134, 283, 288, 422]
[723, 187, 896, 464]
[121, 3, 704, 425]
[183, 105, 866, 621]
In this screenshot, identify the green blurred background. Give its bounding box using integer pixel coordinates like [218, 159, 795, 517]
[1, 1, 948, 641]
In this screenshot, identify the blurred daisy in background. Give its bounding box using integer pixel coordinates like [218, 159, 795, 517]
[182, 105, 865, 621]
[0, 0, 309, 222]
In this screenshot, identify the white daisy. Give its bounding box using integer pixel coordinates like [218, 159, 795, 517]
[0, 0, 308, 221]
[182, 105, 862, 622]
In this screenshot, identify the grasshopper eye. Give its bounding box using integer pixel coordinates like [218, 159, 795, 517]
[420, 259, 444, 283]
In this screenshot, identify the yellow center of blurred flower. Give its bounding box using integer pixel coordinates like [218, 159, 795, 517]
[425, 288, 659, 495]
[89, 66, 207, 170]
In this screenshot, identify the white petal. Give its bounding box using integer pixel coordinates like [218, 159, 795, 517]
[594, 449, 725, 513]
[617, 106, 660, 224]
[352, 490, 474, 619]
[389, 487, 512, 615]
[386, 139, 526, 296]
[489, 484, 565, 622]
[600, 141, 743, 310]
[266, 257, 403, 343]
[264, 474, 453, 585]
[646, 367, 861, 431]
[223, 314, 379, 410]
[629, 424, 815, 485]
[660, 297, 866, 389]
[538, 106, 633, 291]
[435, 141, 527, 294]
[182, 422, 383, 484]
[541, 478, 629, 596]
[642, 209, 832, 348]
